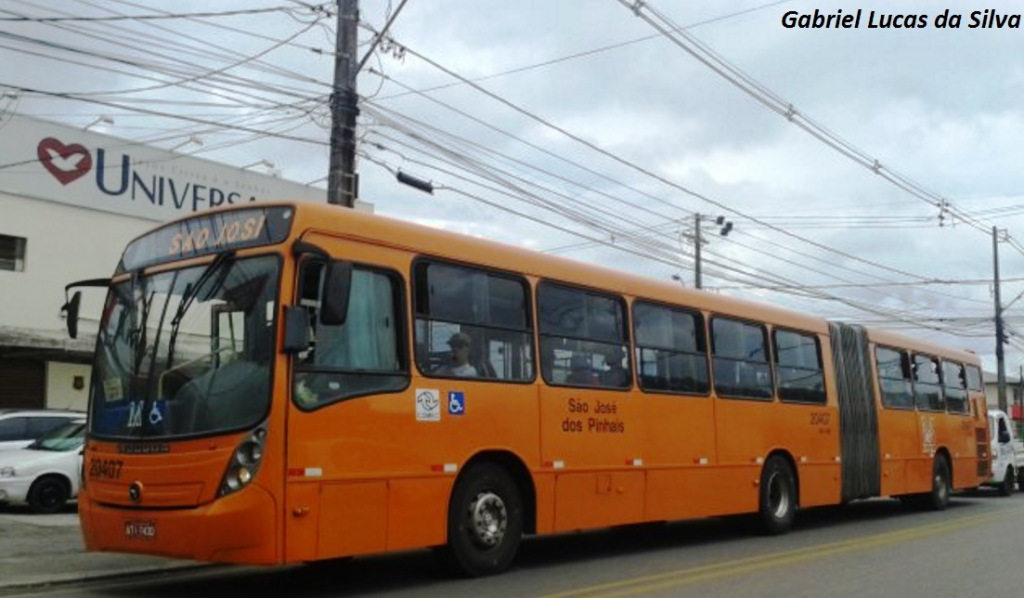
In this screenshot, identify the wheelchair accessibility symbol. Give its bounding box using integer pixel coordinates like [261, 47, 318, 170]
[448, 391, 465, 416]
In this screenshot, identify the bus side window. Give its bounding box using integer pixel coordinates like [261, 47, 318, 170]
[965, 364, 983, 392]
[293, 261, 407, 408]
[711, 317, 772, 400]
[537, 282, 630, 389]
[633, 301, 709, 395]
[942, 360, 968, 414]
[912, 353, 944, 412]
[413, 260, 534, 382]
[876, 347, 913, 409]
[773, 329, 825, 404]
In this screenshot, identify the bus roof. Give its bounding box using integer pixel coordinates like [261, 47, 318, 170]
[286, 202, 825, 327]
[162, 201, 978, 364]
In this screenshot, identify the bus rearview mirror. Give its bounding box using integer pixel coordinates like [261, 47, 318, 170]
[62, 291, 82, 339]
[282, 306, 310, 354]
[320, 261, 352, 326]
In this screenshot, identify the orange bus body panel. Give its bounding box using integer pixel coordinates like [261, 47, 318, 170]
[77, 202, 988, 571]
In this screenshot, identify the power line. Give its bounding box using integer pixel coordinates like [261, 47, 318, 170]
[618, 0, 994, 236]
[367, 42, 967, 286]
[0, 6, 300, 22]
[363, 103, 990, 331]
[373, 0, 796, 102]
[0, 82, 327, 146]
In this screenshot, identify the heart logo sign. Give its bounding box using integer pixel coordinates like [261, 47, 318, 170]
[37, 137, 93, 185]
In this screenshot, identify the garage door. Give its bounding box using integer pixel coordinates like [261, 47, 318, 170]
[0, 359, 45, 409]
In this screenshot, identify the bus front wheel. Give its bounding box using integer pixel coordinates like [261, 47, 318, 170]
[758, 456, 796, 535]
[445, 462, 523, 577]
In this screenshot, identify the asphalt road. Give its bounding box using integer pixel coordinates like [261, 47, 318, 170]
[4, 491, 1024, 597]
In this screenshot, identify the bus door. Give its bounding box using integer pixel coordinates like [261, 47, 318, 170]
[282, 245, 412, 562]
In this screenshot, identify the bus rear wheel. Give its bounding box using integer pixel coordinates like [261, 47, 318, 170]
[758, 456, 796, 535]
[444, 462, 523, 577]
[927, 455, 951, 510]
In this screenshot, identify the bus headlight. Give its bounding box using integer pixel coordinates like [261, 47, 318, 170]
[218, 426, 266, 497]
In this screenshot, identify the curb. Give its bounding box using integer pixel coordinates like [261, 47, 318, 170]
[0, 563, 214, 591]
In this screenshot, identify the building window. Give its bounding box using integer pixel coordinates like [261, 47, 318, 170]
[0, 235, 26, 272]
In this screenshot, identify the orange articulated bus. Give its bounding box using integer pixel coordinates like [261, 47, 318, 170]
[63, 202, 990, 577]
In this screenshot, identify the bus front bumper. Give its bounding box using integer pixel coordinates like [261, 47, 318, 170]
[78, 484, 279, 565]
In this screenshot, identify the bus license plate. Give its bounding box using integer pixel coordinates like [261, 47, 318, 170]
[124, 519, 156, 540]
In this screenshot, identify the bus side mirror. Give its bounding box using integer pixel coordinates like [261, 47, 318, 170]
[320, 261, 352, 326]
[62, 291, 82, 339]
[60, 277, 110, 340]
[282, 307, 310, 354]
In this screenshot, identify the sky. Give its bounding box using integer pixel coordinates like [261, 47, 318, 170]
[3, 0, 1024, 376]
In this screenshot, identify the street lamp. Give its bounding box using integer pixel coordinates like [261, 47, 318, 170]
[241, 159, 276, 172]
[83, 115, 114, 131]
[241, 159, 274, 170]
[170, 135, 204, 152]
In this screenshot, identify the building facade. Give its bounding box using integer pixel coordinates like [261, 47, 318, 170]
[0, 114, 367, 411]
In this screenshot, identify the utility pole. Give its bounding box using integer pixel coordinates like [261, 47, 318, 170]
[994, 225, 1008, 413]
[692, 214, 734, 290]
[328, 0, 359, 207]
[694, 213, 703, 289]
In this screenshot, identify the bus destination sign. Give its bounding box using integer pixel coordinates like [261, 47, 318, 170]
[119, 206, 294, 272]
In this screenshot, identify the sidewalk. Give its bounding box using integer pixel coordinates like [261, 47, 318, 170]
[0, 508, 198, 590]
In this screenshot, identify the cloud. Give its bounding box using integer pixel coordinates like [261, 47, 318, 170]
[4, 0, 1024, 371]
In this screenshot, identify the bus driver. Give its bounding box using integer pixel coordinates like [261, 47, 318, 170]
[436, 332, 478, 377]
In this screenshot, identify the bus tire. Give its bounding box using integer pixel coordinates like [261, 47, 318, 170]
[27, 476, 70, 514]
[927, 455, 951, 511]
[445, 462, 523, 577]
[998, 466, 1015, 497]
[758, 456, 796, 535]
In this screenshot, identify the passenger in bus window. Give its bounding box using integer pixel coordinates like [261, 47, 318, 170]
[435, 332, 479, 377]
[567, 354, 598, 386]
[601, 346, 629, 387]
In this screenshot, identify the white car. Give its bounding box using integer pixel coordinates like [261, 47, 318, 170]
[0, 409, 86, 451]
[0, 420, 86, 513]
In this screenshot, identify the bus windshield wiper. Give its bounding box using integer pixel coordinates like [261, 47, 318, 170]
[166, 252, 234, 368]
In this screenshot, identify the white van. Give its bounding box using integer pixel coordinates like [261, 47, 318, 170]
[988, 409, 1024, 495]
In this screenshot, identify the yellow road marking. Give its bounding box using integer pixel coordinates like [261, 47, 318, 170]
[541, 505, 1024, 598]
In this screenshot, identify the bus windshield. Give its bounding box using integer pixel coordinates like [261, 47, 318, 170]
[90, 254, 279, 439]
